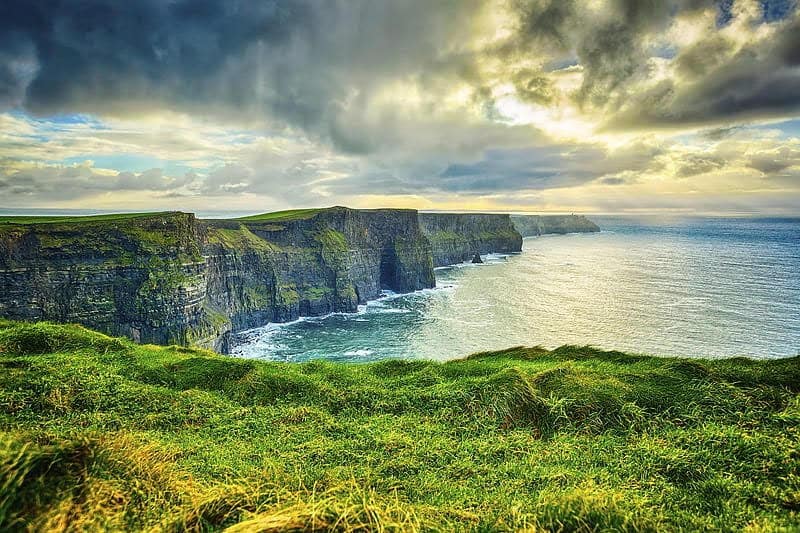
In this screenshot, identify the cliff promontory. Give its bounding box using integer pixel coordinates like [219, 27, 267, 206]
[200, 207, 434, 350]
[0, 208, 600, 352]
[418, 213, 523, 267]
[0, 212, 209, 347]
[511, 214, 600, 237]
[0, 208, 436, 352]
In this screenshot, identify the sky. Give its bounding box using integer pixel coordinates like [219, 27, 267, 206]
[1, 0, 799, 215]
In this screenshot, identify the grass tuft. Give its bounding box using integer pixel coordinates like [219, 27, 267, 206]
[468, 368, 551, 433]
[0, 322, 127, 356]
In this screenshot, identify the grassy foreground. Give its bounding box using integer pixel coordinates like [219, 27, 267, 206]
[0, 321, 797, 532]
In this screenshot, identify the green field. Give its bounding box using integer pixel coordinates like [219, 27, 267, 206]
[0, 320, 797, 531]
[236, 208, 324, 223]
[0, 212, 172, 225]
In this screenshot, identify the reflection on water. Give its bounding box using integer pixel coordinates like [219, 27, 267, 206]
[231, 217, 800, 362]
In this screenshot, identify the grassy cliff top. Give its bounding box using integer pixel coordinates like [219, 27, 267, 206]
[235, 206, 419, 223]
[0, 320, 797, 531]
[0, 211, 181, 225]
[236, 208, 325, 222]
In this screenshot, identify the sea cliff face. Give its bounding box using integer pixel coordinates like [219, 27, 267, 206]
[0, 208, 435, 352]
[418, 213, 523, 267]
[0, 208, 598, 352]
[199, 207, 434, 351]
[511, 214, 600, 237]
[0, 212, 209, 346]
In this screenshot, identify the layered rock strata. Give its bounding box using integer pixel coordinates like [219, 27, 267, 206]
[0, 208, 599, 352]
[0, 208, 434, 352]
[418, 213, 523, 267]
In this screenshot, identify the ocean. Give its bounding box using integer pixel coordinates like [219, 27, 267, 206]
[231, 216, 800, 362]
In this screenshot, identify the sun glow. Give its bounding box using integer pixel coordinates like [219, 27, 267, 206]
[493, 95, 603, 142]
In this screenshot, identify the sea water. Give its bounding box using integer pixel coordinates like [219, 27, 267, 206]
[231, 216, 800, 362]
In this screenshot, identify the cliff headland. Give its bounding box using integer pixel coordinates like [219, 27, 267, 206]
[0, 208, 599, 352]
[511, 214, 601, 237]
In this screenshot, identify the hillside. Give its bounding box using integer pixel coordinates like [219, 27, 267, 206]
[0, 320, 797, 531]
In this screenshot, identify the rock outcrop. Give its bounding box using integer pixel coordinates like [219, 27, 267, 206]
[199, 207, 434, 350]
[418, 213, 523, 267]
[510, 215, 600, 237]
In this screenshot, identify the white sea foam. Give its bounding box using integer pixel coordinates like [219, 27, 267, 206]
[368, 307, 411, 314]
[343, 348, 374, 357]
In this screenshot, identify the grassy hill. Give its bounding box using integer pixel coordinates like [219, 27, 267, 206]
[0, 320, 797, 531]
[0, 212, 175, 225]
[236, 208, 324, 222]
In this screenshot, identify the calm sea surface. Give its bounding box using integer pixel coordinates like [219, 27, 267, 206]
[231, 217, 800, 362]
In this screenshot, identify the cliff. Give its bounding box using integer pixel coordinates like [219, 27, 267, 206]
[0, 212, 210, 347]
[418, 213, 523, 267]
[0, 208, 434, 352]
[511, 214, 600, 237]
[200, 207, 434, 350]
[0, 208, 598, 352]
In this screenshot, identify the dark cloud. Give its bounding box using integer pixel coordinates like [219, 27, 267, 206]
[1, 0, 800, 211]
[0, 1, 311, 113]
[2, 0, 799, 148]
[0, 31, 36, 108]
[512, 69, 556, 105]
[676, 154, 726, 177]
[0, 0, 484, 155]
[607, 13, 800, 129]
[702, 125, 743, 140]
[500, 0, 800, 128]
[502, 0, 717, 108]
[336, 141, 664, 195]
[747, 146, 800, 174]
[675, 34, 734, 77]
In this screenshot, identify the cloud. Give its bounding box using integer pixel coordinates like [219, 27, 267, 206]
[606, 8, 800, 129]
[0, 160, 201, 202]
[0, 0, 494, 155]
[3, 1, 799, 144]
[0, 0, 799, 213]
[675, 154, 726, 177]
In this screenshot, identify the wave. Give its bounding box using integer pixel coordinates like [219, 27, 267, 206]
[343, 348, 374, 357]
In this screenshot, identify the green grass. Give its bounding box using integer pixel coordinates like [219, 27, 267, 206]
[0, 212, 171, 225]
[0, 321, 798, 531]
[205, 225, 282, 253]
[236, 208, 324, 222]
[0, 212, 202, 265]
